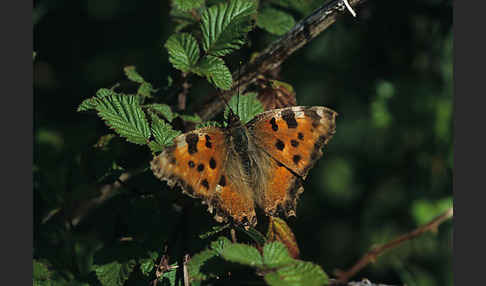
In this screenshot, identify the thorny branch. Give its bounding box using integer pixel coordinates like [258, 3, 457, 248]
[197, 0, 366, 121]
[334, 208, 453, 283]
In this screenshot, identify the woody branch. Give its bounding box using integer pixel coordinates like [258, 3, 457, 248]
[198, 0, 367, 121]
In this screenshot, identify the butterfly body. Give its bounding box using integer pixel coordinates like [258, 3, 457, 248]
[151, 106, 337, 227]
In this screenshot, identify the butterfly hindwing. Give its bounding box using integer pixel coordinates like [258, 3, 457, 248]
[247, 106, 337, 179]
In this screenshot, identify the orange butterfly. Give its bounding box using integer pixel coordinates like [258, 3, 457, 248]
[151, 105, 337, 227]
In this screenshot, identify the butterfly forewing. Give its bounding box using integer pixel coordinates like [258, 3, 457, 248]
[247, 106, 337, 179]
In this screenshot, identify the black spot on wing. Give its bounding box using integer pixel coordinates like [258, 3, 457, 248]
[197, 164, 204, 172]
[291, 140, 299, 147]
[282, 109, 298, 129]
[270, 117, 279, 131]
[298, 132, 304, 140]
[188, 161, 195, 168]
[293, 155, 301, 164]
[185, 133, 199, 154]
[201, 179, 209, 189]
[275, 139, 285, 151]
[219, 175, 226, 186]
[205, 135, 212, 148]
[210, 157, 216, 169]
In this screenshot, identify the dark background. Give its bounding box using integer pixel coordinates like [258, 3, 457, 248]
[34, 0, 453, 285]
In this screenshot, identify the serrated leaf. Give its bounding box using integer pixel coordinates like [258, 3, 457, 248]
[137, 82, 157, 98]
[224, 92, 264, 124]
[263, 242, 294, 268]
[94, 260, 136, 286]
[257, 7, 295, 35]
[196, 56, 232, 90]
[264, 260, 329, 286]
[196, 121, 222, 129]
[179, 113, 203, 123]
[95, 95, 151, 145]
[220, 243, 263, 267]
[211, 236, 233, 254]
[173, 0, 205, 11]
[149, 112, 181, 152]
[170, 7, 198, 32]
[97, 88, 118, 98]
[147, 103, 176, 122]
[201, 0, 257, 56]
[187, 249, 218, 281]
[166, 33, 201, 73]
[124, 66, 145, 83]
[77, 97, 100, 112]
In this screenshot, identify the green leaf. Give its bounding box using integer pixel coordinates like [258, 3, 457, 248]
[170, 7, 198, 32]
[263, 242, 294, 268]
[33, 260, 51, 284]
[137, 82, 157, 98]
[146, 103, 176, 122]
[124, 66, 145, 83]
[95, 95, 151, 145]
[220, 243, 263, 267]
[211, 236, 233, 254]
[77, 97, 100, 112]
[149, 112, 181, 152]
[196, 56, 232, 90]
[196, 121, 222, 129]
[173, 0, 205, 11]
[187, 249, 218, 281]
[224, 92, 264, 124]
[264, 260, 329, 286]
[97, 88, 118, 98]
[94, 260, 137, 286]
[166, 33, 201, 73]
[257, 7, 295, 36]
[200, 0, 257, 56]
[179, 113, 203, 123]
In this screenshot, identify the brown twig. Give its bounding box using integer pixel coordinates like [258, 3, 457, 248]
[177, 72, 191, 111]
[197, 0, 366, 121]
[334, 208, 453, 283]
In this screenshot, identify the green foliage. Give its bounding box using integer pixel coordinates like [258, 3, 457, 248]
[195, 55, 233, 90]
[224, 92, 264, 124]
[94, 260, 137, 286]
[257, 7, 295, 35]
[220, 242, 264, 267]
[200, 0, 257, 56]
[263, 242, 294, 268]
[165, 33, 201, 73]
[36, 0, 453, 285]
[173, 0, 205, 12]
[146, 103, 176, 122]
[33, 260, 50, 285]
[264, 260, 329, 286]
[148, 112, 181, 152]
[95, 94, 151, 145]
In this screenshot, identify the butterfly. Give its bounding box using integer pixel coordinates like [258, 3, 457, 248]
[150, 104, 337, 227]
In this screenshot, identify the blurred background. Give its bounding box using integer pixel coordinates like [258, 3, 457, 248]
[34, 0, 453, 285]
